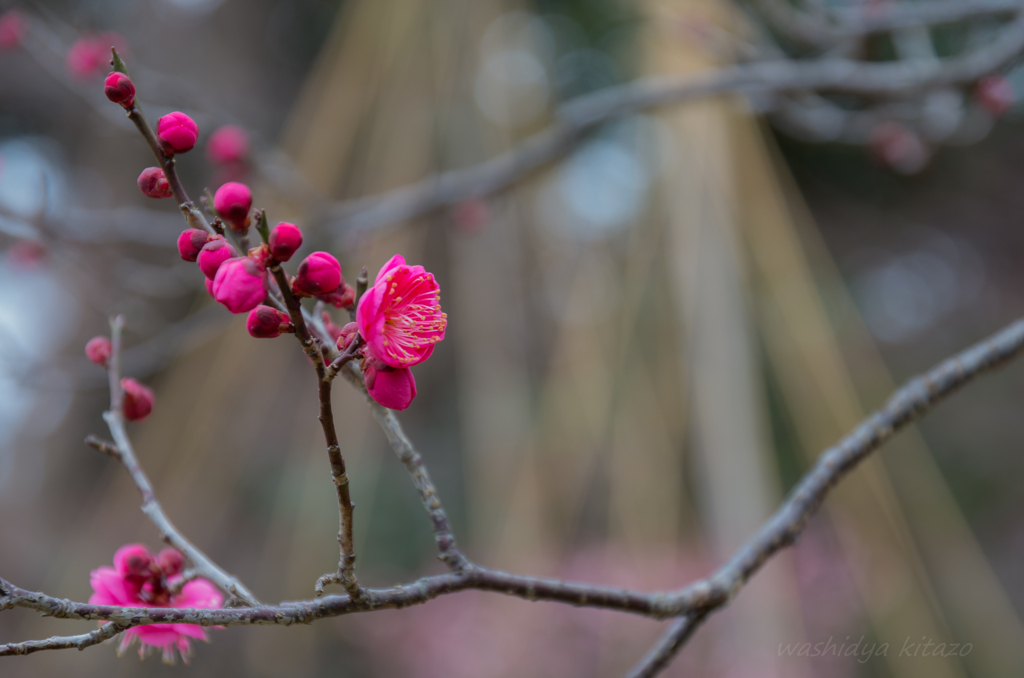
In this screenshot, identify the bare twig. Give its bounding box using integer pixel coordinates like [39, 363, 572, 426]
[623, 613, 709, 678]
[325, 7, 1024, 235]
[0, 623, 125, 657]
[98, 316, 260, 607]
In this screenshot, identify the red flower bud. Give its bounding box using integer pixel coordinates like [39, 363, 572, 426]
[213, 257, 266, 314]
[177, 229, 211, 262]
[268, 222, 302, 261]
[204, 277, 215, 298]
[977, 75, 1014, 117]
[206, 125, 249, 165]
[213, 182, 252, 231]
[85, 336, 112, 367]
[364, 358, 417, 410]
[0, 11, 27, 51]
[318, 284, 356, 309]
[155, 548, 184, 576]
[197, 237, 237, 280]
[293, 251, 342, 296]
[137, 167, 173, 199]
[114, 543, 154, 582]
[103, 71, 135, 108]
[121, 378, 154, 422]
[246, 305, 293, 338]
[337, 322, 359, 352]
[156, 112, 199, 155]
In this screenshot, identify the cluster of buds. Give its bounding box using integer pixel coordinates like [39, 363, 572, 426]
[100, 62, 445, 413]
[86, 336, 155, 421]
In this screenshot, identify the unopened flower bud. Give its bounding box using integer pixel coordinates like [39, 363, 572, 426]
[155, 549, 184, 576]
[0, 11, 27, 51]
[177, 229, 211, 262]
[293, 251, 342, 296]
[114, 543, 154, 582]
[317, 284, 356, 309]
[121, 378, 154, 421]
[213, 256, 266, 314]
[103, 71, 135, 108]
[977, 75, 1014, 117]
[137, 167, 173, 199]
[197, 237, 237, 280]
[85, 336, 112, 367]
[268, 222, 302, 261]
[246, 305, 293, 338]
[213, 182, 252, 231]
[364, 358, 417, 410]
[337, 322, 359, 352]
[204, 277, 215, 298]
[206, 125, 249, 165]
[157, 111, 199, 155]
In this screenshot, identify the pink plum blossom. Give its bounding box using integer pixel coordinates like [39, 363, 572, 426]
[121, 378, 154, 421]
[212, 256, 266, 314]
[364, 358, 417, 410]
[103, 71, 135, 108]
[137, 167, 173, 199]
[197, 237, 236, 280]
[268, 222, 302, 261]
[85, 336, 112, 367]
[206, 125, 249, 165]
[293, 251, 342, 296]
[0, 11, 27, 51]
[177, 229, 212, 262]
[156, 112, 199, 155]
[356, 254, 447, 368]
[89, 544, 223, 664]
[213, 181, 252, 230]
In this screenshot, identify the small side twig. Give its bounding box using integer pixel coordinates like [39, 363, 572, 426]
[0, 623, 125, 657]
[98, 315, 260, 607]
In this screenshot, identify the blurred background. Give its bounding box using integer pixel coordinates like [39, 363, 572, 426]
[2, 0, 1024, 676]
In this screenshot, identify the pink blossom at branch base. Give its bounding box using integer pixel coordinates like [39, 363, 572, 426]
[197, 237, 237, 280]
[156, 112, 199, 155]
[89, 544, 223, 664]
[66, 34, 126, 79]
[268, 222, 302, 261]
[137, 167, 173, 199]
[977, 75, 1015, 116]
[212, 256, 266, 314]
[85, 336, 112, 367]
[213, 181, 252, 231]
[103, 71, 135, 108]
[0, 11, 27, 51]
[177, 229, 212, 262]
[356, 254, 447, 368]
[206, 125, 249, 165]
[364, 358, 417, 410]
[246, 305, 293, 338]
[121, 378, 154, 422]
[293, 251, 342, 296]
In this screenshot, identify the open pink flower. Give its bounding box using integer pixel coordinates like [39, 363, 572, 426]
[364, 358, 417, 410]
[89, 544, 223, 664]
[356, 254, 446, 368]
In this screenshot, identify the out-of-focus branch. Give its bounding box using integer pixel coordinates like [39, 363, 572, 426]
[95, 315, 260, 607]
[325, 6, 1024, 234]
[6, 313, 1024, 670]
[0, 623, 125, 657]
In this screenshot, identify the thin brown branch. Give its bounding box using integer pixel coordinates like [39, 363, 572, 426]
[623, 613, 709, 678]
[268, 265, 361, 601]
[0, 622, 125, 657]
[325, 7, 1024, 234]
[98, 316, 260, 607]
